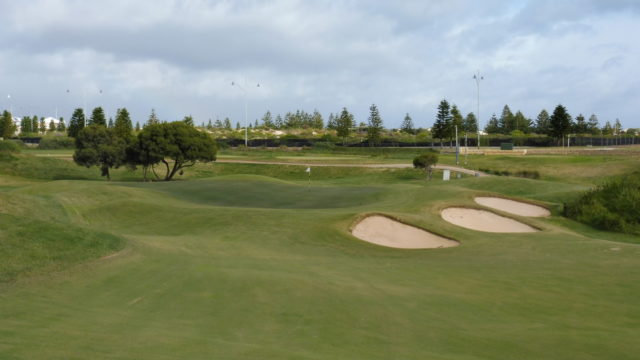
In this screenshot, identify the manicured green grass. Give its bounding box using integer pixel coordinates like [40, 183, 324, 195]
[1, 151, 639, 359]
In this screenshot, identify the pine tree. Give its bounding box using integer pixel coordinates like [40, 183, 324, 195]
[400, 113, 415, 134]
[498, 105, 514, 134]
[326, 113, 336, 130]
[573, 114, 588, 134]
[274, 114, 283, 129]
[535, 109, 550, 134]
[135, 121, 140, 132]
[31, 117, 39, 134]
[236, 122, 240, 130]
[20, 116, 31, 134]
[107, 118, 114, 128]
[89, 107, 107, 126]
[312, 110, 324, 129]
[0, 110, 17, 138]
[366, 104, 383, 146]
[57, 117, 66, 132]
[207, 119, 213, 129]
[602, 121, 613, 135]
[254, 119, 259, 128]
[587, 114, 599, 135]
[513, 111, 531, 133]
[261, 111, 273, 128]
[336, 107, 354, 144]
[484, 114, 500, 134]
[67, 108, 86, 138]
[48, 119, 56, 132]
[147, 109, 159, 126]
[549, 104, 572, 139]
[39, 118, 46, 134]
[223, 117, 232, 130]
[614, 118, 622, 136]
[114, 108, 133, 139]
[463, 113, 478, 133]
[183, 115, 194, 127]
[432, 99, 451, 146]
[450, 105, 463, 141]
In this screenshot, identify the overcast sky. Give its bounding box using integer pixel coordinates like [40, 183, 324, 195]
[1, 0, 639, 129]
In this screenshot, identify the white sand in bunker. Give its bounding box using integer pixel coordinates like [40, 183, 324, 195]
[474, 197, 550, 217]
[441, 208, 539, 233]
[351, 215, 459, 249]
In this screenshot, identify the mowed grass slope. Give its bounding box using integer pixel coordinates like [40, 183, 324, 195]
[1, 155, 640, 359]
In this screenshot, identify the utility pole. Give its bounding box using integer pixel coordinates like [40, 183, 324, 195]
[232, 81, 260, 147]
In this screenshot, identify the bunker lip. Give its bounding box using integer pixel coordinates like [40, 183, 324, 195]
[474, 196, 550, 217]
[441, 207, 539, 233]
[351, 214, 459, 249]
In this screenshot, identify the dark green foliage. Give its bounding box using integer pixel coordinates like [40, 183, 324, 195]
[0, 110, 17, 139]
[20, 116, 32, 133]
[57, 117, 66, 132]
[549, 104, 572, 139]
[147, 108, 160, 126]
[0, 140, 21, 153]
[535, 109, 550, 135]
[574, 114, 588, 134]
[463, 112, 477, 133]
[432, 99, 451, 145]
[367, 104, 383, 146]
[479, 168, 540, 179]
[565, 173, 640, 235]
[183, 115, 194, 127]
[336, 108, 354, 143]
[450, 105, 463, 139]
[38, 136, 75, 149]
[400, 113, 415, 134]
[31, 116, 38, 134]
[39, 118, 46, 134]
[413, 150, 439, 180]
[89, 107, 107, 126]
[67, 108, 86, 138]
[498, 105, 514, 134]
[484, 113, 500, 134]
[114, 108, 133, 139]
[73, 125, 127, 180]
[587, 114, 599, 134]
[129, 122, 217, 181]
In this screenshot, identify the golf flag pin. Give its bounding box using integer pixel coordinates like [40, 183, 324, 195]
[305, 167, 311, 173]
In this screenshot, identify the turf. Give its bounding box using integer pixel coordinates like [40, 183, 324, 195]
[0, 153, 639, 359]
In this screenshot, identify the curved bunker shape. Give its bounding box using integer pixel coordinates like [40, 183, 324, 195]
[474, 197, 550, 217]
[441, 208, 538, 233]
[352, 215, 459, 249]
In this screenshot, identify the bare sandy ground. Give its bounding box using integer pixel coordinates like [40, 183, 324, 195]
[441, 208, 538, 233]
[352, 215, 459, 249]
[474, 197, 550, 217]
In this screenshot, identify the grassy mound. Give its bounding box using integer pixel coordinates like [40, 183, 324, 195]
[0, 213, 124, 284]
[564, 172, 640, 234]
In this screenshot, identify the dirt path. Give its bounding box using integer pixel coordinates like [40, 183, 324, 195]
[216, 159, 489, 176]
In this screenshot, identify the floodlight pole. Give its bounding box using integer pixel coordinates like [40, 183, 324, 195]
[473, 72, 483, 149]
[232, 81, 260, 147]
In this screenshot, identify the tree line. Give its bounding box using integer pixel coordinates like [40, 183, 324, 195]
[483, 104, 626, 137]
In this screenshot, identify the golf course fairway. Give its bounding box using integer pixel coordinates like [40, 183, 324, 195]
[1, 156, 640, 359]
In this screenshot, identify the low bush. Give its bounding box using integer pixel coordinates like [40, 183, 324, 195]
[0, 140, 22, 153]
[564, 173, 640, 234]
[38, 136, 75, 150]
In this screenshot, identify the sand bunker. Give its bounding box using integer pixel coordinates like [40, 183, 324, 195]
[352, 215, 459, 249]
[474, 197, 550, 217]
[441, 208, 538, 233]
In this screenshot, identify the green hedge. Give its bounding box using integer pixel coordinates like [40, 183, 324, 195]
[38, 136, 75, 149]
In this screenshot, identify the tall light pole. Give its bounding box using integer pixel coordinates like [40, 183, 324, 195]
[231, 81, 260, 147]
[473, 72, 483, 149]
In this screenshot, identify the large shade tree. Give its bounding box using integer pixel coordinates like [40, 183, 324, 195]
[129, 122, 217, 181]
[73, 125, 127, 180]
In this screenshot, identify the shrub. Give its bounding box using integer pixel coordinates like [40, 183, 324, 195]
[38, 136, 75, 150]
[413, 150, 439, 181]
[0, 140, 21, 153]
[564, 173, 640, 235]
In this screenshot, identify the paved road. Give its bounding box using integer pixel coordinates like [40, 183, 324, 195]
[216, 159, 489, 177]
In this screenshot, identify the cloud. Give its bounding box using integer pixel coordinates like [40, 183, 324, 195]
[0, 0, 638, 128]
